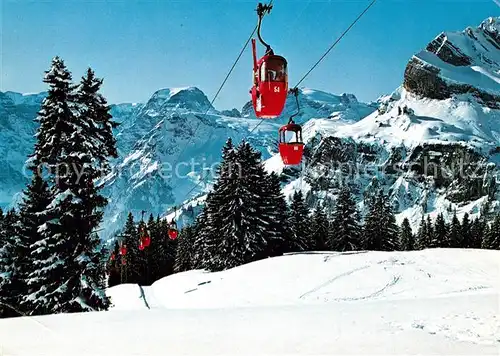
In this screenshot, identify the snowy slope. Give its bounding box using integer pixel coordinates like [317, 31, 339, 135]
[335, 88, 500, 150]
[1, 249, 499, 355]
[109, 249, 500, 309]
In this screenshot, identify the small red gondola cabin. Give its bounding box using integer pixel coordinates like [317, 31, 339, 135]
[251, 39, 288, 118]
[278, 122, 304, 165]
[168, 226, 179, 240]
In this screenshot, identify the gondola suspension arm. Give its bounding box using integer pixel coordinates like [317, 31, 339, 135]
[256, 2, 274, 55]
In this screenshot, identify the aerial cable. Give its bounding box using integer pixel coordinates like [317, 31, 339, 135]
[170, 0, 276, 176]
[179, 0, 377, 205]
[171, 21, 262, 165]
[292, 0, 377, 90]
[168, 2, 275, 209]
[289, 0, 378, 199]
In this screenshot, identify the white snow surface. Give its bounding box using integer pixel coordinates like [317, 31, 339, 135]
[1, 249, 498, 355]
[329, 88, 500, 150]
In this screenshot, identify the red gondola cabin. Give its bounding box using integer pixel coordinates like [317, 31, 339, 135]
[168, 228, 178, 240]
[251, 39, 288, 118]
[278, 122, 304, 165]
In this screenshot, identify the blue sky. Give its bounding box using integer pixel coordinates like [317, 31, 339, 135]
[2, 0, 498, 110]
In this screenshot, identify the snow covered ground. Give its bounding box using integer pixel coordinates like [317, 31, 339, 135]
[0, 249, 499, 355]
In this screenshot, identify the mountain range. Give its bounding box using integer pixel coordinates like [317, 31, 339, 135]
[0, 16, 498, 238]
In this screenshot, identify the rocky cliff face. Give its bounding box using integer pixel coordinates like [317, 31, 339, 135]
[404, 17, 500, 109]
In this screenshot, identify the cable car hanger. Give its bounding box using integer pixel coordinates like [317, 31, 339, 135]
[288, 87, 300, 124]
[256, 2, 274, 55]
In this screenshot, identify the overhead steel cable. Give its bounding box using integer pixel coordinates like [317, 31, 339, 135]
[166, 1, 274, 210]
[179, 0, 377, 205]
[291, 0, 377, 90]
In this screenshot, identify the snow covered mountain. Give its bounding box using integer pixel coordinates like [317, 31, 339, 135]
[266, 17, 500, 231]
[0, 85, 373, 237]
[0, 91, 44, 208]
[100, 86, 376, 237]
[404, 17, 499, 109]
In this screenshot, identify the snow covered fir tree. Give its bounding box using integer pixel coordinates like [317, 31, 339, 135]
[0, 57, 117, 317]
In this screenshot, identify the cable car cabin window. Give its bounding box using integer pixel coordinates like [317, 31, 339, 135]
[281, 129, 302, 143]
[259, 57, 287, 82]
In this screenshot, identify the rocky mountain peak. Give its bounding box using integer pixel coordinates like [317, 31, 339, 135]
[403, 16, 500, 109]
[143, 86, 214, 115]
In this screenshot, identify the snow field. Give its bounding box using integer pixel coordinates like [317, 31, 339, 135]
[1, 249, 499, 355]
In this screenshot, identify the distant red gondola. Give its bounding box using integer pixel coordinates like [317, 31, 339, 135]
[120, 245, 127, 256]
[168, 229, 178, 240]
[278, 121, 304, 165]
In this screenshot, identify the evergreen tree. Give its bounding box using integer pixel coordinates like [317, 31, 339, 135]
[382, 197, 400, 251]
[26, 59, 115, 314]
[460, 213, 471, 248]
[481, 223, 491, 249]
[199, 140, 238, 271]
[447, 213, 461, 248]
[310, 204, 329, 251]
[329, 186, 362, 251]
[0, 210, 21, 317]
[174, 225, 195, 273]
[426, 216, 437, 248]
[363, 190, 399, 251]
[32, 57, 75, 168]
[16, 172, 52, 314]
[75, 67, 118, 172]
[106, 241, 122, 288]
[287, 190, 311, 252]
[433, 213, 448, 248]
[469, 218, 484, 249]
[197, 140, 290, 271]
[192, 203, 211, 270]
[260, 172, 288, 257]
[148, 215, 169, 283]
[416, 216, 428, 250]
[483, 214, 500, 250]
[203, 141, 274, 270]
[25, 57, 80, 315]
[399, 217, 415, 251]
[121, 212, 140, 284]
